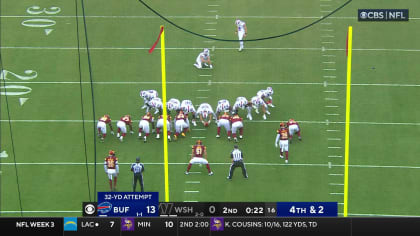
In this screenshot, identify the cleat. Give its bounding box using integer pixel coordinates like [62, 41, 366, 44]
[255, 109, 259, 114]
[193, 63, 199, 69]
[208, 172, 214, 176]
[285, 160, 288, 164]
[110, 131, 114, 135]
[181, 132, 186, 137]
[130, 131, 134, 135]
[144, 136, 147, 143]
[266, 110, 271, 115]
[117, 133, 120, 138]
[268, 104, 275, 108]
[239, 135, 243, 139]
[234, 137, 238, 142]
[299, 136, 302, 141]
[216, 134, 220, 138]
[192, 120, 197, 127]
[141, 105, 147, 109]
[238, 47, 243, 52]
[185, 171, 189, 175]
[244, 176, 248, 179]
[248, 116, 253, 121]
[174, 135, 178, 141]
[119, 136, 123, 142]
[228, 136, 231, 141]
[263, 114, 267, 120]
[227, 176, 232, 180]
[156, 134, 160, 139]
[100, 137, 104, 143]
[138, 132, 142, 137]
[280, 155, 284, 159]
[209, 64, 213, 69]
[168, 135, 171, 141]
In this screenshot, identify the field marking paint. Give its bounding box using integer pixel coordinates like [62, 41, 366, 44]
[0, 151, 8, 158]
[184, 191, 199, 193]
[3, 46, 420, 53]
[329, 183, 344, 186]
[329, 155, 343, 158]
[185, 181, 200, 184]
[4, 162, 420, 170]
[344, 26, 353, 217]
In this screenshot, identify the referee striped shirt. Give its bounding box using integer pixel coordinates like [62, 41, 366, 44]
[231, 149, 243, 162]
[131, 163, 144, 174]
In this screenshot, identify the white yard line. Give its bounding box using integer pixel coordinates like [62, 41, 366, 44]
[2, 46, 420, 52]
[2, 120, 420, 126]
[2, 162, 420, 170]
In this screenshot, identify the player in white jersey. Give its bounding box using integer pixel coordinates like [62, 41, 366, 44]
[147, 97, 163, 115]
[140, 90, 158, 111]
[251, 95, 270, 120]
[257, 87, 275, 107]
[235, 19, 247, 51]
[196, 103, 215, 127]
[232, 97, 253, 120]
[194, 48, 213, 69]
[167, 98, 180, 114]
[215, 99, 231, 119]
[181, 99, 197, 127]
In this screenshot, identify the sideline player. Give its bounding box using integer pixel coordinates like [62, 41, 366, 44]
[155, 114, 172, 141]
[275, 122, 289, 163]
[196, 103, 215, 127]
[216, 111, 232, 140]
[97, 114, 114, 142]
[235, 19, 247, 51]
[116, 115, 134, 142]
[194, 48, 213, 69]
[231, 113, 244, 142]
[287, 118, 302, 143]
[104, 150, 119, 191]
[185, 140, 214, 176]
[138, 112, 154, 143]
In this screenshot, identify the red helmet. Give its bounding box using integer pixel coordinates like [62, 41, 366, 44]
[109, 150, 115, 156]
[280, 122, 285, 128]
[196, 140, 202, 145]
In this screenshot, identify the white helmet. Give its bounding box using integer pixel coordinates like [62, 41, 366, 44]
[203, 48, 209, 55]
[235, 19, 240, 26]
[267, 87, 273, 95]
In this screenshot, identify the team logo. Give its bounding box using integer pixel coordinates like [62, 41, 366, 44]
[210, 217, 224, 231]
[97, 202, 112, 214]
[63, 217, 77, 231]
[82, 202, 97, 216]
[121, 218, 135, 231]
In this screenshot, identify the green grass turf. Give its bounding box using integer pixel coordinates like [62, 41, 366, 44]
[1, 0, 420, 217]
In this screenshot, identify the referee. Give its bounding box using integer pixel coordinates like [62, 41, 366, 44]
[227, 145, 248, 180]
[131, 157, 145, 192]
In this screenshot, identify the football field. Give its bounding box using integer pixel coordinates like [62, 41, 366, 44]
[1, 0, 420, 217]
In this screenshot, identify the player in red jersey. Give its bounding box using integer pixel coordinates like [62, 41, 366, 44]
[216, 112, 232, 140]
[174, 110, 188, 141]
[185, 140, 213, 176]
[138, 112, 155, 143]
[230, 113, 244, 143]
[275, 122, 290, 163]
[287, 118, 302, 143]
[155, 114, 172, 141]
[104, 150, 119, 191]
[116, 115, 134, 142]
[97, 115, 114, 142]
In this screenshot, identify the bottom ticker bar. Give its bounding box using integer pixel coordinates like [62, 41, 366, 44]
[1, 217, 420, 236]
